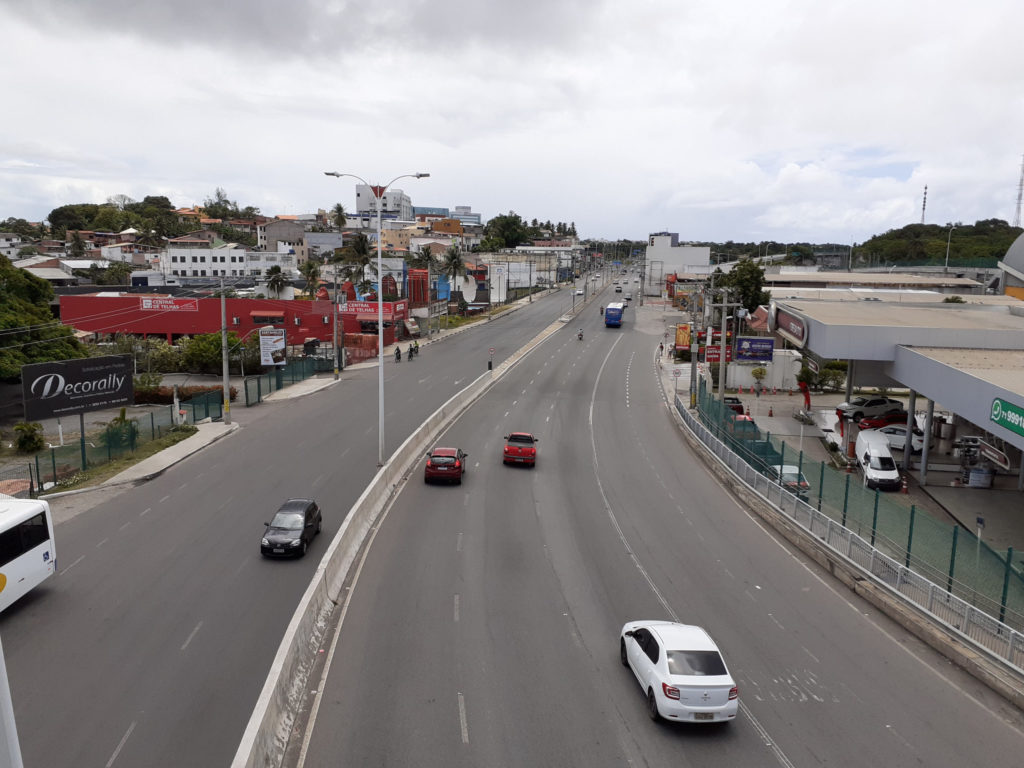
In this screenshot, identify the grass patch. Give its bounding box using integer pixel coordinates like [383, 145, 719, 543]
[46, 425, 199, 493]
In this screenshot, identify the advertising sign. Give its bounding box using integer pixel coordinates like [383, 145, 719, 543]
[990, 398, 1024, 439]
[259, 327, 287, 366]
[735, 337, 774, 363]
[703, 346, 733, 363]
[774, 307, 808, 348]
[139, 297, 198, 312]
[675, 324, 691, 349]
[22, 355, 133, 421]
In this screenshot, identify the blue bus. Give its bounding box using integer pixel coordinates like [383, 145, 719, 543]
[605, 302, 625, 327]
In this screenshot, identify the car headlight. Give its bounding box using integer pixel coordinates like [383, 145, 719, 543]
[289, 539, 302, 547]
[261, 538, 269, 546]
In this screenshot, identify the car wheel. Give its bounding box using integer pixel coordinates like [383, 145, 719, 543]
[647, 688, 660, 721]
[852, 412, 863, 422]
[620, 638, 628, 666]
[424, 476, 430, 484]
[316, 518, 322, 534]
[456, 476, 463, 485]
[300, 540, 308, 557]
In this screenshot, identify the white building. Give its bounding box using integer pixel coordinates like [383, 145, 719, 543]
[355, 184, 414, 220]
[645, 232, 711, 276]
[158, 246, 297, 279]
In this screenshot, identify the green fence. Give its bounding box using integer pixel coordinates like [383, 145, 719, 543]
[243, 357, 319, 406]
[696, 387, 1024, 629]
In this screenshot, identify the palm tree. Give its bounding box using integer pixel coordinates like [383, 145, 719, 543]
[331, 203, 347, 230]
[265, 265, 289, 298]
[298, 259, 322, 297]
[440, 245, 466, 326]
[336, 232, 378, 290]
[406, 244, 437, 270]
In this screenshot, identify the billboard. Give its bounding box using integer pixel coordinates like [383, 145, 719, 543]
[22, 355, 133, 421]
[259, 327, 287, 366]
[735, 337, 775, 363]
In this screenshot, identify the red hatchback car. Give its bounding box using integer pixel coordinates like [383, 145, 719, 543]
[424, 447, 468, 484]
[503, 432, 538, 467]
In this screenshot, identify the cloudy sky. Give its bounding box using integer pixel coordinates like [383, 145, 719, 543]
[2, 0, 1022, 244]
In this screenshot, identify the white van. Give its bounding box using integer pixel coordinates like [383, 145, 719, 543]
[856, 431, 902, 491]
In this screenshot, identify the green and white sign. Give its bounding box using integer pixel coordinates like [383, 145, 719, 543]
[990, 398, 1024, 438]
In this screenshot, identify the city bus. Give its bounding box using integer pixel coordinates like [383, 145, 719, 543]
[605, 302, 625, 327]
[0, 498, 57, 612]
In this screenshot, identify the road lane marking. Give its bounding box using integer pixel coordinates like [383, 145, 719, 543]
[61, 555, 85, 574]
[454, 594, 460, 622]
[105, 720, 136, 767]
[159, 495, 170, 503]
[140, 507, 151, 516]
[96, 538, 108, 548]
[118, 521, 132, 531]
[456, 532, 463, 552]
[181, 621, 203, 651]
[504, 411, 509, 418]
[458, 693, 470, 743]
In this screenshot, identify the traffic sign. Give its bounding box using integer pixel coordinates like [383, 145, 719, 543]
[489, 347, 495, 355]
[672, 368, 682, 378]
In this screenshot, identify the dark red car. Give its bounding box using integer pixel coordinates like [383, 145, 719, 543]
[859, 411, 910, 430]
[503, 432, 538, 467]
[424, 447, 468, 484]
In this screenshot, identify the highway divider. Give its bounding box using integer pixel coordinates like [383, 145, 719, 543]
[232, 317, 566, 768]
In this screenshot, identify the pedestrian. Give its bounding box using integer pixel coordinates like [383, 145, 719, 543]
[658, 342, 664, 357]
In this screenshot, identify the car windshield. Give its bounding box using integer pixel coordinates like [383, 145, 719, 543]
[667, 650, 728, 676]
[869, 455, 897, 471]
[508, 435, 534, 444]
[270, 511, 304, 530]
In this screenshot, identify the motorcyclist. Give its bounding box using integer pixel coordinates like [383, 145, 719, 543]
[578, 328, 584, 340]
[408, 343, 415, 360]
[395, 347, 401, 363]
[413, 339, 420, 355]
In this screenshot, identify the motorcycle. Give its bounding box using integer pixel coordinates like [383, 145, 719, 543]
[577, 331, 584, 341]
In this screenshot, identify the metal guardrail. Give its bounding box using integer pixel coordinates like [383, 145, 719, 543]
[675, 395, 1024, 674]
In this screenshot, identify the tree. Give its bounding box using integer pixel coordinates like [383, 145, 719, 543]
[406, 245, 437, 270]
[331, 203, 347, 229]
[180, 332, 242, 374]
[1, 217, 44, 239]
[716, 259, 770, 314]
[336, 232, 377, 289]
[46, 203, 100, 237]
[265, 265, 289, 298]
[483, 212, 529, 249]
[69, 231, 87, 258]
[98, 261, 135, 286]
[298, 260, 321, 297]
[440, 245, 467, 298]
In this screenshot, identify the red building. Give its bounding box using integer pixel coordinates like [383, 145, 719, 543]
[59, 294, 411, 349]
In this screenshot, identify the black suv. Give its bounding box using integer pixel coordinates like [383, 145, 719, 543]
[261, 499, 322, 558]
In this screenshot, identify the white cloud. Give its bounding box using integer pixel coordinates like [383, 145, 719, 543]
[2, 0, 1023, 242]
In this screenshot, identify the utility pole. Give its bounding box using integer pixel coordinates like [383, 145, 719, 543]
[528, 260, 534, 302]
[710, 288, 742, 403]
[220, 278, 232, 425]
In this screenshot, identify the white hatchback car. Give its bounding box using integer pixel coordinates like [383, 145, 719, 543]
[620, 621, 738, 723]
[874, 424, 932, 452]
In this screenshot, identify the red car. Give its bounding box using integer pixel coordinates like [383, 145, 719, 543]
[503, 432, 538, 467]
[424, 447, 468, 484]
[858, 411, 910, 430]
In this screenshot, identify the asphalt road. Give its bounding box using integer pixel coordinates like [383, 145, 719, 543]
[0, 288, 586, 768]
[299, 302, 1024, 766]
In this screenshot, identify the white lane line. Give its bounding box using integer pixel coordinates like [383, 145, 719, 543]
[228, 557, 249, 580]
[803, 646, 820, 664]
[340, 447, 350, 457]
[504, 411, 510, 418]
[419, 377, 431, 384]
[546, 416, 550, 422]
[312, 473, 324, 488]
[118, 521, 132, 531]
[61, 554, 85, 574]
[513, 400, 518, 406]
[769, 613, 785, 631]
[140, 507, 152, 516]
[96, 538, 108, 548]
[454, 378, 464, 386]
[364, 426, 373, 435]
[457, 692, 470, 743]
[456, 532, 463, 552]
[159, 495, 170, 503]
[454, 594, 460, 622]
[181, 621, 203, 651]
[105, 720, 136, 767]
[195, 472, 206, 480]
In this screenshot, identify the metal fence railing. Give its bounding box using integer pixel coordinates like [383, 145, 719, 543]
[243, 357, 320, 406]
[0, 463, 35, 499]
[684, 392, 1024, 671]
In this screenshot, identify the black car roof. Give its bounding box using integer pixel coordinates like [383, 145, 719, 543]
[278, 498, 315, 511]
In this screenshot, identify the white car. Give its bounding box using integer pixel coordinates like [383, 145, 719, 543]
[620, 621, 738, 723]
[575, 289, 584, 296]
[835, 396, 904, 422]
[874, 424, 932, 452]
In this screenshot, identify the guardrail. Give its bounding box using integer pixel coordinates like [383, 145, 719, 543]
[673, 394, 1024, 700]
[231, 317, 567, 768]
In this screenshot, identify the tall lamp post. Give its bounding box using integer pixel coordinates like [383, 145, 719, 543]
[944, 225, 957, 274]
[324, 170, 430, 466]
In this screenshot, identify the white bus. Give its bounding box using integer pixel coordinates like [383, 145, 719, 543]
[0, 498, 57, 612]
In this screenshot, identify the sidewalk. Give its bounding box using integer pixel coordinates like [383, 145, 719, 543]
[643, 303, 1024, 555]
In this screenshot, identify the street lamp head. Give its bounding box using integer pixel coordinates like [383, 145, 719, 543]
[324, 171, 342, 177]
[415, 173, 430, 178]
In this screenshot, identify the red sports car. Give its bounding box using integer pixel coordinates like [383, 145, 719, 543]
[858, 411, 910, 430]
[424, 447, 468, 484]
[503, 432, 538, 467]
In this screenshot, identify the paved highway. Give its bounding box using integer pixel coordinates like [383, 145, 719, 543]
[0, 289, 580, 767]
[300, 303, 1024, 766]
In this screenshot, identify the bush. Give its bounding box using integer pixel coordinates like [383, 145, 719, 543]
[14, 422, 45, 453]
[133, 385, 237, 404]
[100, 408, 140, 450]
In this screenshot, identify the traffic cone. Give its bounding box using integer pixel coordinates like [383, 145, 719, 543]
[738, 385, 744, 394]
[768, 406, 773, 417]
[772, 386, 777, 395]
[745, 406, 750, 415]
[789, 388, 794, 396]
[901, 476, 908, 494]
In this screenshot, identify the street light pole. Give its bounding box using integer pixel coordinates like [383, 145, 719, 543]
[324, 170, 430, 466]
[944, 225, 957, 274]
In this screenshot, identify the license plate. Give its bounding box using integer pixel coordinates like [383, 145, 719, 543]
[694, 712, 714, 721]
[273, 548, 284, 554]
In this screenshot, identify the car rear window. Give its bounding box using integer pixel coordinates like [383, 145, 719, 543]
[666, 650, 727, 676]
[508, 435, 534, 444]
[432, 455, 456, 466]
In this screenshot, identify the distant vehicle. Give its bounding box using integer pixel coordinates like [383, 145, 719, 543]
[575, 289, 584, 296]
[872, 424, 932, 453]
[722, 396, 744, 415]
[836, 396, 904, 423]
[615, 286, 623, 293]
[620, 621, 738, 723]
[503, 432, 538, 467]
[261, 499, 322, 558]
[605, 302, 625, 327]
[424, 447, 468, 484]
[625, 293, 632, 301]
[764, 464, 811, 498]
[858, 411, 910, 429]
[0, 498, 56, 613]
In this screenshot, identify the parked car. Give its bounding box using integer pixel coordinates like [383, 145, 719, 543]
[722, 396, 744, 415]
[620, 621, 738, 723]
[764, 464, 811, 498]
[872, 424, 931, 452]
[424, 446, 468, 484]
[261, 498, 322, 558]
[503, 432, 538, 467]
[836, 396, 905, 422]
[856, 431, 902, 490]
[858, 410, 910, 429]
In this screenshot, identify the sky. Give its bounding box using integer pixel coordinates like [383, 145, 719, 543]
[2, 0, 1022, 245]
